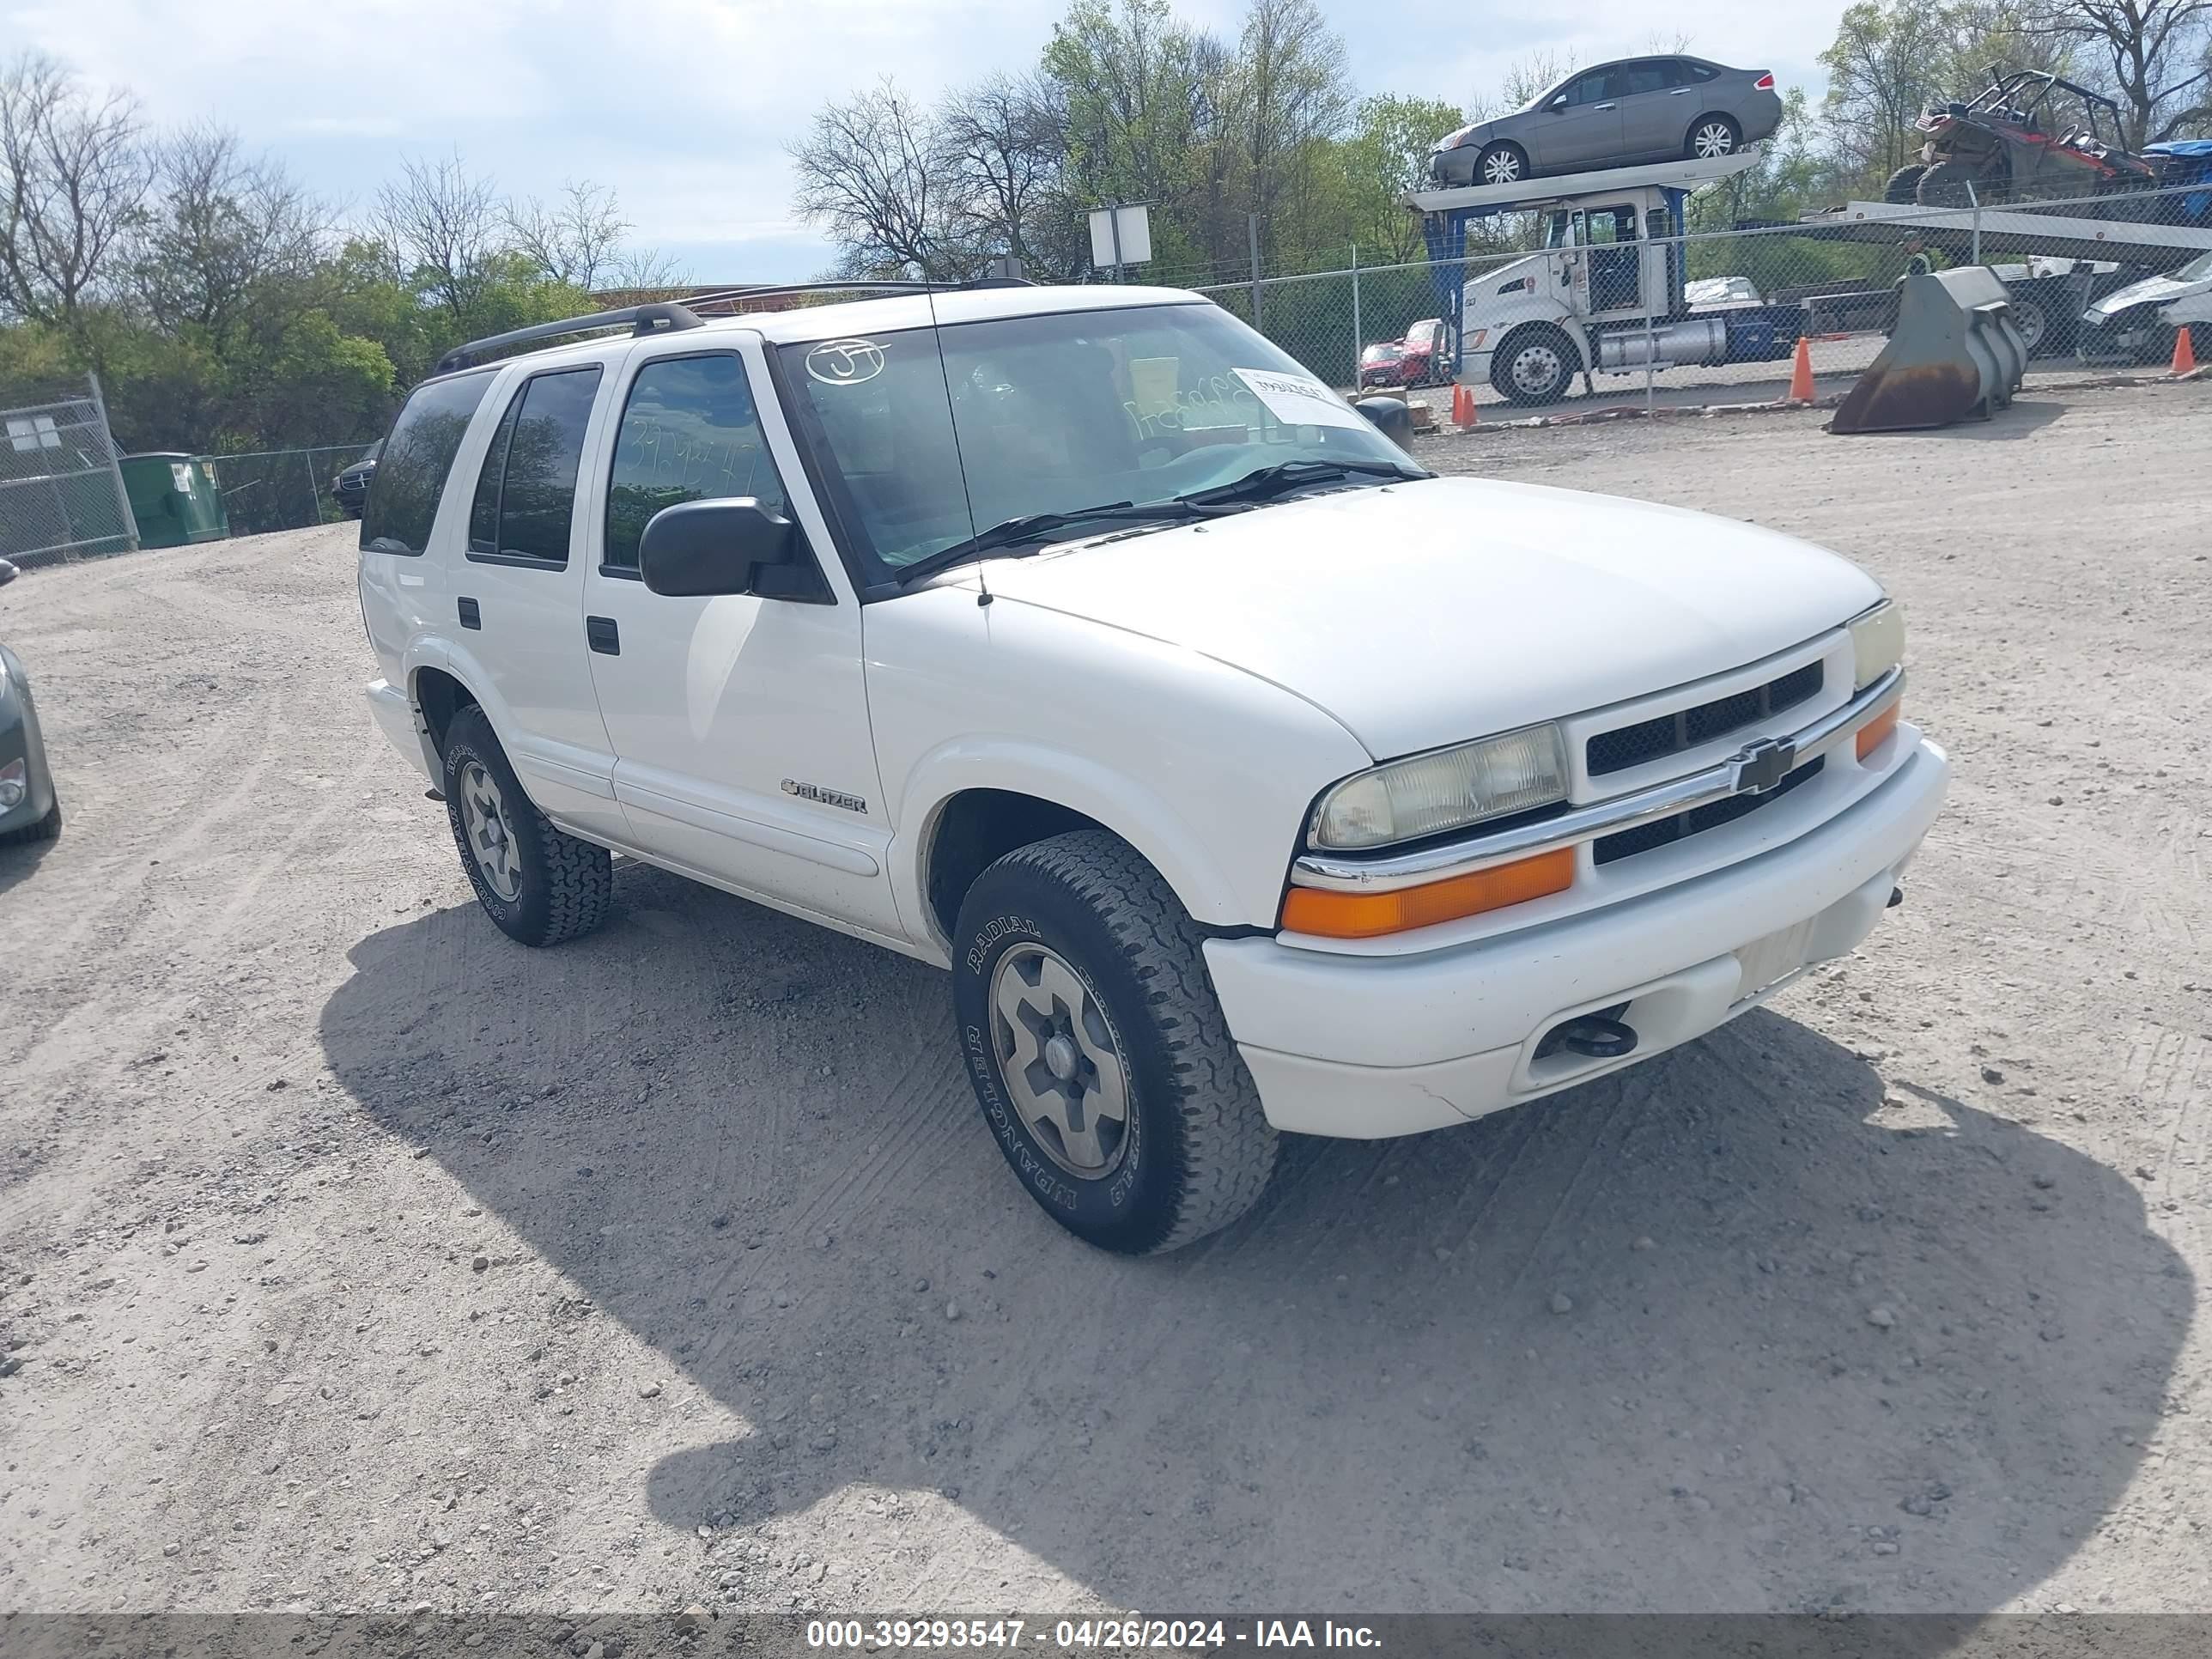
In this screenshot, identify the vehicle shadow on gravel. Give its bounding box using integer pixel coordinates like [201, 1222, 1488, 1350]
[321, 866, 2189, 1617]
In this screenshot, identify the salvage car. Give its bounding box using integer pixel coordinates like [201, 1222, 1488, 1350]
[0, 559, 63, 846]
[357, 282, 1947, 1253]
[1431, 57, 1780, 188]
[331, 440, 381, 519]
[2077, 247, 2212, 362]
[1357, 340, 1407, 388]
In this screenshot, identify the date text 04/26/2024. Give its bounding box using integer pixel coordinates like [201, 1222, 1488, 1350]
[805, 1620, 1382, 1650]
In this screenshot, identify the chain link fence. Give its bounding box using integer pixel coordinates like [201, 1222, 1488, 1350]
[1194, 176, 2212, 417]
[0, 374, 139, 569]
[207, 442, 380, 538]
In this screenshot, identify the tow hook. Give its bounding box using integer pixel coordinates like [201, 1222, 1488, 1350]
[1555, 1014, 1638, 1060]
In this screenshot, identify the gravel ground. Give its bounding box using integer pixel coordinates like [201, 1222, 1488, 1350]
[2, 377, 2209, 1621]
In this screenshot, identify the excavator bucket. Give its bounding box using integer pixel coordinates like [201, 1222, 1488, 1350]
[1830, 267, 2030, 434]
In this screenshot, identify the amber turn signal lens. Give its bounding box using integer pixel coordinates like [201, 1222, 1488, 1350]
[1856, 702, 1900, 762]
[1281, 848, 1574, 939]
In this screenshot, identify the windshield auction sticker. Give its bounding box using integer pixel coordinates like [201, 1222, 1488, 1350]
[1232, 367, 1369, 432]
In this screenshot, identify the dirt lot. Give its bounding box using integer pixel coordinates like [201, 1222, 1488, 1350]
[3, 379, 2209, 1620]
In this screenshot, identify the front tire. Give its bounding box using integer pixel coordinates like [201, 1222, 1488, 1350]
[1883, 164, 1926, 204]
[441, 704, 612, 947]
[1490, 324, 1580, 405]
[1474, 142, 1528, 188]
[951, 830, 1278, 1255]
[1916, 159, 1987, 207]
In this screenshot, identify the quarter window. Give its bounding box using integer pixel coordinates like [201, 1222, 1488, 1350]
[360, 368, 496, 556]
[467, 365, 603, 568]
[603, 355, 788, 572]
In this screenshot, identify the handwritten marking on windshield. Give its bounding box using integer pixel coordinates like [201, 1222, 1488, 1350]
[805, 339, 888, 386]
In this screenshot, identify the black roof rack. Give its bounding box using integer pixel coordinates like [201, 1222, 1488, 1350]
[433, 301, 703, 375]
[677, 276, 1034, 314]
[431, 276, 1042, 375]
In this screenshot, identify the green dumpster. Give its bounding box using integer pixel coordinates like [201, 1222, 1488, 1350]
[119, 453, 229, 548]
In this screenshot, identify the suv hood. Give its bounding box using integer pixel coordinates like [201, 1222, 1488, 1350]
[980, 477, 1881, 761]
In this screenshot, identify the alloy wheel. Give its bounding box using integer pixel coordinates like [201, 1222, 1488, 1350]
[459, 760, 523, 902]
[988, 942, 1133, 1178]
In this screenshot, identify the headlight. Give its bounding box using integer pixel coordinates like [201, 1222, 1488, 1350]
[0, 757, 23, 810]
[1311, 723, 1569, 851]
[1849, 599, 1905, 690]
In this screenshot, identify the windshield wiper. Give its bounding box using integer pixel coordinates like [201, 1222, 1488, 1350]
[893, 501, 1206, 588]
[1173, 457, 1430, 509]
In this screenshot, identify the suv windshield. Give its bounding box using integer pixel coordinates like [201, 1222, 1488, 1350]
[775, 301, 1418, 583]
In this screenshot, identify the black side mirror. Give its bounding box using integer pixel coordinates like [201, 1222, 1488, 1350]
[0, 558, 16, 587]
[1355, 396, 1416, 452]
[637, 498, 827, 601]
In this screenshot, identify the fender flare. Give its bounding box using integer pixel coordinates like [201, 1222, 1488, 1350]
[892, 738, 1257, 947]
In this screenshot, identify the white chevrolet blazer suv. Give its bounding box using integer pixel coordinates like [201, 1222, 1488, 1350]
[356, 281, 1948, 1254]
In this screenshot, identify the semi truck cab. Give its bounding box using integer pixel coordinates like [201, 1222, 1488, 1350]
[1460, 182, 1800, 405]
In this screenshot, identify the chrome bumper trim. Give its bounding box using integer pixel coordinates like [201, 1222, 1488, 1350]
[1291, 666, 1905, 894]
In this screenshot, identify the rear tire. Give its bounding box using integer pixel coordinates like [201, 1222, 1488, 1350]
[1686, 115, 1741, 161]
[441, 704, 612, 947]
[2009, 295, 2050, 356]
[1474, 142, 1528, 188]
[1489, 324, 1580, 405]
[951, 830, 1278, 1255]
[1883, 164, 1926, 204]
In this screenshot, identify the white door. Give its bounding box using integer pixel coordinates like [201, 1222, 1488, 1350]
[450, 359, 628, 842]
[577, 341, 902, 941]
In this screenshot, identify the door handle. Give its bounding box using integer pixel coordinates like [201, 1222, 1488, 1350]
[1669, 88, 1692, 96]
[1593, 102, 1616, 110]
[586, 616, 620, 655]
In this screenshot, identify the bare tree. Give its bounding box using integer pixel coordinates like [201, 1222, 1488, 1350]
[592, 245, 690, 305]
[506, 179, 629, 289]
[369, 151, 505, 319]
[2027, 0, 2212, 143]
[0, 52, 153, 337]
[789, 78, 953, 278]
[132, 124, 326, 344]
[936, 74, 1065, 266]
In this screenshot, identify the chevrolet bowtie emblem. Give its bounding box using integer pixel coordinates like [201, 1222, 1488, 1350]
[1733, 737, 1795, 794]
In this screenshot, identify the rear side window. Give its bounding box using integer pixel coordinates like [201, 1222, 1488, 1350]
[360, 369, 496, 556]
[1620, 63, 1669, 96]
[603, 355, 789, 572]
[467, 366, 603, 567]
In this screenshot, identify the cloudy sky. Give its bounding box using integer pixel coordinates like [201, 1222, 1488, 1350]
[3, 0, 1854, 283]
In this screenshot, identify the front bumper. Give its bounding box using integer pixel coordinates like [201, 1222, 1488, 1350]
[0, 671, 57, 835]
[1203, 736, 1948, 1138]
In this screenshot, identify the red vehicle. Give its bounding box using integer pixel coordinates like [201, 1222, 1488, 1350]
[1357, 340, 1407, 388]
[1399, 318, 1453, 386]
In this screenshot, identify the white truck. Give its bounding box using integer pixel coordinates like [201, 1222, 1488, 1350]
[1455, 181, 1808, 404]
[356, 281, 1947, 1254]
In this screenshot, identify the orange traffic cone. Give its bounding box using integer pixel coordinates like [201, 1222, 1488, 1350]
[1787, 335, 1816, 404]
[1450, 382, 1476, 429]
[2172, 325, 2198, 376]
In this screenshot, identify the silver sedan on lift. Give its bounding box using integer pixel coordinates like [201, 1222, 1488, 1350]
[1432, 56, 1783, 189]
